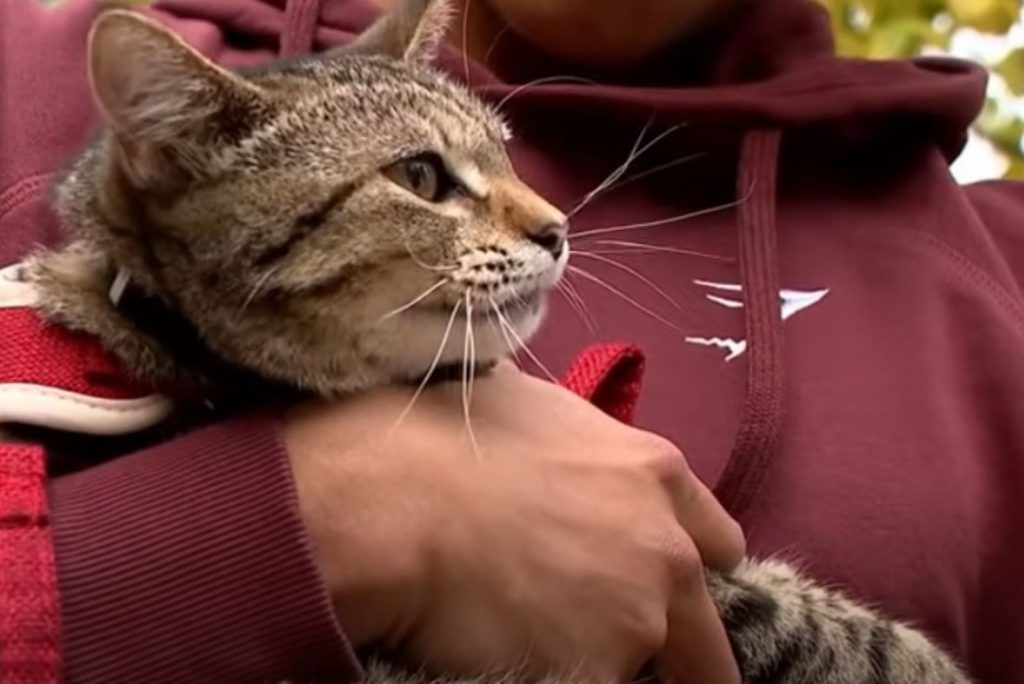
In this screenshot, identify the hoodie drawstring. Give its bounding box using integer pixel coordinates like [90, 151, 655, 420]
[714, 129, 785, 524]
[280, 0, 322, 57]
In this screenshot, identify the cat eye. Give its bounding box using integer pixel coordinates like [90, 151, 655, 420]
[384, 153, 458, 202]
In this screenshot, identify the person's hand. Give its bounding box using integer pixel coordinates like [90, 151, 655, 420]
[283, 363, 744, 683]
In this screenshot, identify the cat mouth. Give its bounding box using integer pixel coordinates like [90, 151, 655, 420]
[384, 263, 559, 324]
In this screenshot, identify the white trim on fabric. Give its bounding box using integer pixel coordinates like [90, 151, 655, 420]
[0, 262, 38, 309]
[0, 383, 174, 435]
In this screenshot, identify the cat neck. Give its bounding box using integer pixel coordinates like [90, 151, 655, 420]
[27, 235, 303, 412]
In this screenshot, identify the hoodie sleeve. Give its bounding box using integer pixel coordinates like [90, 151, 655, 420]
[0, 0, 95, 264]
[3, 3, 362, 679]
[48, 415, 363, 683]
[0, 0, 101, 213]
[2, 5, 361, 681]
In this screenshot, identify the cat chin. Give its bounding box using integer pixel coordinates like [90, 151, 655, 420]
[376, 297, 548, 381]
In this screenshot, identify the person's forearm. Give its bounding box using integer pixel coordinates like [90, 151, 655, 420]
[49, 415, 361, 683]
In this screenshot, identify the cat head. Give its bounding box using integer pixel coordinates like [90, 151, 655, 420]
[71, 0, 568, 394]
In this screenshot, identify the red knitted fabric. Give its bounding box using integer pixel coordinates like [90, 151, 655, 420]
[0, 444, 61, 684]
[0, 308, 145, 400]
[0, 304, 646, 419]
[0, 316, 642, 684]
[1, 305, 143, 684]
[561, 343, 645, 425]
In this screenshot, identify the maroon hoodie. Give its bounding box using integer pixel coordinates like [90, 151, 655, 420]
[2, 0, 1022, 682]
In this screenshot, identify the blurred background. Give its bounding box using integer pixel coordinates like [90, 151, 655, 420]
[817, 0, 1024, 183]
[39, 0, 1024, 182]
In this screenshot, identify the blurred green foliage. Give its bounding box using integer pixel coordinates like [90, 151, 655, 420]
[817, 0, 1024, 178]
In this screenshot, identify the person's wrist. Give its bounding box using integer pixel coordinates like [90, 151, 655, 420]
[282, 398, 435, 648]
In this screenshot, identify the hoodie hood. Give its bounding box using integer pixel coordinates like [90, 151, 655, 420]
[154, 0, 987, 160]
[462, 0, 987, 162]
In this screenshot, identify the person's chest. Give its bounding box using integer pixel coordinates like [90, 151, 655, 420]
[517, 137, 1024, 681]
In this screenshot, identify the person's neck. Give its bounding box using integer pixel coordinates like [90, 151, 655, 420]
[443, 0, 555, 82]
[441, 0, 619, 84]
[440, 0, 747, 86]
[445, 0, 504, 64]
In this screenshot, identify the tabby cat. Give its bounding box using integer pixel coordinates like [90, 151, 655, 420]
[20, 1, 970, 682]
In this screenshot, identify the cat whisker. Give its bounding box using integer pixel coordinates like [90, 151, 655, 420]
[388, 298, 463, 438]
[569, 121, 682, 219]
[562, 276, 598, 332]
[566, 117, 653, 219]
[570, 249, 659, 256]
[490, 300, 521, 360]
[561, 280, 593, 323]
[567, 264, 687, 335]
[377, 279, 448, 323]
[555, 280, 597, 334]
[571, 250, 736, 304]
[495, 76, 600, 111]
[571, 184, 755, 240]
[599, 151, 707, 196]
[234, 266, 280, 320]
[590, 239, 733, 263]
[571, 251, 686, 315]
[462, 290, 481, 459]
[461, 0, 472, 86]
[482, 25, 510, 67]
[469, 313, 478, 413]
[556, 272, 602, 333]
[489, 294, 560, 384]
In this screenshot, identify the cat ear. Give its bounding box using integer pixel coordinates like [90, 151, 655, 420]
[88, 10, 267, 187]
[335, 0, 453, 64]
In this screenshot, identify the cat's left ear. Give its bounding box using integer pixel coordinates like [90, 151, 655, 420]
[331, 0, 453, 64]
[88, 10, 269, 188]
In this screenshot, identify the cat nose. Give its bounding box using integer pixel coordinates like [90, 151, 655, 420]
[528, 222, 568, 260]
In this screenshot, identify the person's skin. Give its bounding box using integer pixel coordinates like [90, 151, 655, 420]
[288, 1, 745, 681]
[368, 0, 739, 68]
[287, 365, 744, 683]
[446, 0, 740, 68]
